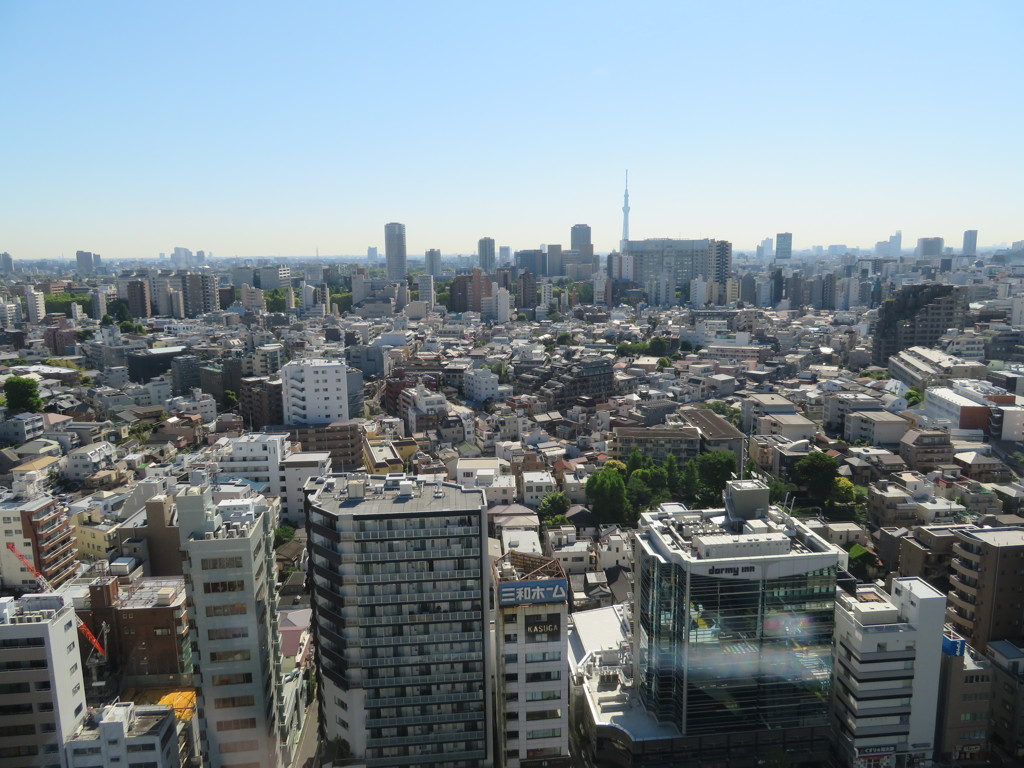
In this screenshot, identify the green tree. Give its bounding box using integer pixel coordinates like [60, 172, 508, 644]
[538, 491, 571, 523]
[626, 449, 649, 479]
[794, 452, 840, 505]
[4, 376, 43, 413]
[223, 390, 239, 410]
[76, 329, 94, 343]
[768, 479, 791, 504]
[696, 451, 737, 502]
[585, 468, 631, 526]
[106, 298, 131, 322]
[556, 332, 572, 346]
[664, 454, 681, 498]
[905, 387, 924, 407]
[656, 357, 672, 370]
[274, 525, 296, 548]
[829, 477, 856, 507]
[543, 514, 569, 528]
[678, 459, 701, 502]
[647, 336, 669, 357]
[118, 320, 146, 334]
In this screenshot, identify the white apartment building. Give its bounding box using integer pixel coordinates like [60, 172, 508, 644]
[65, 702, 181, 768]
[65, 441, 117, 482]
[280, 358, 350, 424]
[240, 284, 266, 313]
[166, 389, 218, 423]
[521, 470, 555, 508]
[213, 433, 332, 526]
[494, 551, 571, 768]
[452, 457, 516, 506]
[25, 287, 46, 324]
[831, 577, 945, 768]
[464, 367, 500, 404]
[0, 593, 88, 764]
[177, 484, 291, 768]
[306, 474, 494, 767]
[843, 410, 911, 447]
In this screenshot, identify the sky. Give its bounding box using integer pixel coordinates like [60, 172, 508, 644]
[1, 1, 1022, 260]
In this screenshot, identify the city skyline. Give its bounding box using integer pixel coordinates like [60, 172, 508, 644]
[2, 2, 1022, 259]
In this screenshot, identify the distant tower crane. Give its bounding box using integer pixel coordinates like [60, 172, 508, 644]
[5, 542, 107, 659]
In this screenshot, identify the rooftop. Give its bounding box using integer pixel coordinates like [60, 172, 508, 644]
[308, 473, 486, 517]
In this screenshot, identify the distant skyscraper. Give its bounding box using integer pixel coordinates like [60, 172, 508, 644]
[545, 244, 563, 277]
[620, 171, 630, 252]
[889, 230, 903, 259]
[571, 223, 592, 252]
[0, 252, 13, 273]
[384, 222, 407, 281]
[90, 288, 107, 320]
[962, 229, 978, 257]
[76, 249, 95, 274]
[425, 248, 442, 277]
[916, 237, 944, 257]
[775, 232, 792, 260]
[478, 237, 495, 274]
[498, 245, 511, 265]
[367, 246, 378, 260]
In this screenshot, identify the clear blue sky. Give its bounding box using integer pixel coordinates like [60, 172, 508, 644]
[2, 1, 1021, 259]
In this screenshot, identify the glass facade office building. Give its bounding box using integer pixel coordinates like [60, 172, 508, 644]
[633, 482, 841, 764]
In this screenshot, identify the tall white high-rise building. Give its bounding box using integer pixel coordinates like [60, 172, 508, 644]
[385, 222, 407, 282]
[307, 474, 494, 767]
[424, 248, 442, 278]
[540, 283, 554, 312]
[0, 593, 88, 761]
[962, 229, 978, 257]
[417, 274, 436, 310]
[178, 483, 290, 768]
[90, 287, 107, 320]
[280, 358, 350, 424]
[494, 552, 571, 768]
[889, 230, 903, 260]
[831, 577, 944, 767]
[25, 286, 45, 324]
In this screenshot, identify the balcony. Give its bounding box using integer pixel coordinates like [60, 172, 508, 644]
[948, 573, 978, 597]
[951, 557, 979, 578]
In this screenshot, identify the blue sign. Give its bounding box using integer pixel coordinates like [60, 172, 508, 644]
[499, 578, 568, 606]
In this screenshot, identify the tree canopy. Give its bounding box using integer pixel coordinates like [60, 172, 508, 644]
[794, 452, 840, 504]
[538, 491, 571, 523]
[585, 468, 632, 526]
[4, 376, 43, 413]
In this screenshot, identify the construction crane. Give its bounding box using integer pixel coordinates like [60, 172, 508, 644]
[5, 542, 106, 658]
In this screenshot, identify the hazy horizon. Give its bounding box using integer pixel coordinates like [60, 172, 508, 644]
[2, 1, 1021, 260]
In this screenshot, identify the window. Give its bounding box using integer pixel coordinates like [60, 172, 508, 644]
[215, 718, 257, 732]
[209, 649, 251, 663]
[214, 695, 255, 709]
[212, 673, 253, 686]
[203, 580, 246, 594]
[206, 603, 248, 617]
[208, 627, 249, 641]
[202, 557, 244, 570]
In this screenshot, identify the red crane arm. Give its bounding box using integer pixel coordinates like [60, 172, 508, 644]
[5, 543, 106, 657]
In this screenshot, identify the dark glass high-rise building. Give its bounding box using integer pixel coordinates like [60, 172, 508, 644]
[384, 222, 407, 281]
[478, 236, 495, 274]
[571, 223, 592, 252]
